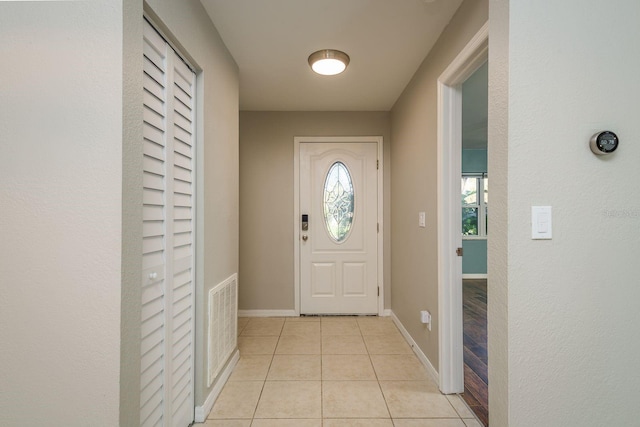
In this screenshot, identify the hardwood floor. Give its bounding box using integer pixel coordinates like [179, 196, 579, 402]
[462, 279, 488, 426]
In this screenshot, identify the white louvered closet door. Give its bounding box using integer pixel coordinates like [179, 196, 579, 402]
[141, 19, 196, 427]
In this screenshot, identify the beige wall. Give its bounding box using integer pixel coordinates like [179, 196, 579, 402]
[121, 0, 144, 423]
[487, 0, 509, 424]
[144, 0, 240, 409]
[239, 112, 391, 311]
[0, 2, 123, 424]
[389, 0, 488, 373]
[490, 0, 640, 425]
[0, 1, 239, 424]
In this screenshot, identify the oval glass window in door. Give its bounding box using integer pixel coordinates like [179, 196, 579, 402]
[323, 162, 354, 242]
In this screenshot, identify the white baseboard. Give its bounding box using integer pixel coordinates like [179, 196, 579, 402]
[194, 349, 240, 422]
[237, 309, 298, 317]
[462, 274, 487, 279]
[238, 310, 390, 318]
[390, 311, 439, 384]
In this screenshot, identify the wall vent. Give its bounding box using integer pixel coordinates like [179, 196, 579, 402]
[207, 273, 238, 387]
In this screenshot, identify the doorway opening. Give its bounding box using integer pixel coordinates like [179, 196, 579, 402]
[460, 61, 488, 425]
[436, 19, 488, 422]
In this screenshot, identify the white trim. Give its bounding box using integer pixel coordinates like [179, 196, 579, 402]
[194, 349, 240, 422]
[437, 21, 488, 395]
[463, 274, 488, 280]
[293, 136, 385, 316]
[381, 309, 391, 317]
[237, 309, 298, 318]
[294, 139, 301, 315]
[390, 311, 439, 384]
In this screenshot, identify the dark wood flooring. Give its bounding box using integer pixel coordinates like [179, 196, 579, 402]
[462, 279, 488, 426]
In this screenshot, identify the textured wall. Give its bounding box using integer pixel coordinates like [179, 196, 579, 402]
[0, 2, 123, 425]
[490, 1, 640, 425]
[390, 0, 488, 375]
[239, 111, 391, 311]
[120, 0, 144, 423]
[487, 0, 510, 424]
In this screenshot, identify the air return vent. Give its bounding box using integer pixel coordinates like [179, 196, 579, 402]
[207, 274, 238, 387]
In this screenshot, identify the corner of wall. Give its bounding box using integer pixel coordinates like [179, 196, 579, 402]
[487, 0, 509, 425]
[120, 1, 145, 425]
[194, 350, 240, 422]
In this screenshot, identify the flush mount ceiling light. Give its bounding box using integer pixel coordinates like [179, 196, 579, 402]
[308, 49, 350, 76]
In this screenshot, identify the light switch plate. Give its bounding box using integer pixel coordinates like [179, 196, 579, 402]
[532, 206, 552, 239]
[419, 212, 426, 228]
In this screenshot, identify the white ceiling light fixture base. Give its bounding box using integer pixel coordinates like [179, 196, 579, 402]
[308, 49, 350, 76]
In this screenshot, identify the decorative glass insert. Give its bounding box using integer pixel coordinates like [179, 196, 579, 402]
[323, 162, 354, 242]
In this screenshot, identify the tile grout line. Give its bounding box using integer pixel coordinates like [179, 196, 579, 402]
[249, 318, 282, 423]
[320, 317, 324, 422]
[233, 317, 460, 425]
[359, 319, 396, 424]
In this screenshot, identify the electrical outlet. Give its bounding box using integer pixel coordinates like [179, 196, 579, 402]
[420, 310, 431, 331]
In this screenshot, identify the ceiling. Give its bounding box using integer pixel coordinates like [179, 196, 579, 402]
[200, 0, 464, 111]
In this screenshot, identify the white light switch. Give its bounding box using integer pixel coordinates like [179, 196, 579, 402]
[532, 206, 552, 239]
[419, 212, 426, 228]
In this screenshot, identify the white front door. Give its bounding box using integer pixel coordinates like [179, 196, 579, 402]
[300, 142, 378, 314]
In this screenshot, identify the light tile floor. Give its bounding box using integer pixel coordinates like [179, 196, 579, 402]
[198, 316, 482, 427]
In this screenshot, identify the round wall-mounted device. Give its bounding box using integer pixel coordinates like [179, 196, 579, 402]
[590, 131, 618, 155]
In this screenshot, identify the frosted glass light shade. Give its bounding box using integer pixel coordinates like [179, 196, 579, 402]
[308, 49, 350, 76]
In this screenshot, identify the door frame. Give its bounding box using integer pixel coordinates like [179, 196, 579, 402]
[294, 136, 384, 316]
[437, 22, 488, 394]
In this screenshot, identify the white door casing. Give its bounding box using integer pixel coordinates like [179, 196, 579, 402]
[296, 139, 381, 315]
[437, 22, 488, 394]
[141, 19, 196, 426]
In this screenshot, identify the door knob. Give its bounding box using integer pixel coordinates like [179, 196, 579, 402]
[302, 235, 308, 241]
